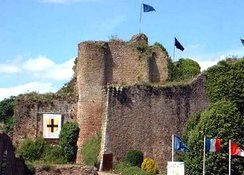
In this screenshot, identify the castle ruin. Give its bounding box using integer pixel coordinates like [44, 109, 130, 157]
[13, 34, 208, 172]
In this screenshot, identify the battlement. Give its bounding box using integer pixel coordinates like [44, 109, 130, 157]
[76, 33, 168, 87]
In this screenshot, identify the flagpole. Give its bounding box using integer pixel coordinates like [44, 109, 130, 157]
[229, 140, 231, 175]
[173, 41, 176, 61]
[172, 134, 174, 162]
[203, 136, 206, 175]
[139, 3, 142, 33]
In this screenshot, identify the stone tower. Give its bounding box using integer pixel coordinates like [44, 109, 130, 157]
[76, 33, 168, 162]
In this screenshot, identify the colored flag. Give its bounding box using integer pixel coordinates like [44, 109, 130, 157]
[174, 38, 184, 51]
[231, 142, 244, 157]
[143, 3, 156, 12]
[174, 135, 189, 152]
[241, 38, 244, 46]
[205, 138, 221, 152]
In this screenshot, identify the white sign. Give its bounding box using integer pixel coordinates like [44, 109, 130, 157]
[43, 114, 62, 139]
[167, 162, 184, 175]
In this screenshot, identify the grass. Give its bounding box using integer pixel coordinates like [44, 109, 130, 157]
[114, 162, 151, 175]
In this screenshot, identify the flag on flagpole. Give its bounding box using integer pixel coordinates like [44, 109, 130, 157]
[241, 38, 244, 46]
[231, 142, 244, 157]
[205, 138, 222, 152]
[143, 3, 156, 12]
[174, 38, 184, 51]
[174, 135, 189, 152]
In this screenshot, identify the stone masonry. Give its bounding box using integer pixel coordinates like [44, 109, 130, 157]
[76, 34, 168, 162]
[12, 34, 209, 173]
[100, 74, 208, 172]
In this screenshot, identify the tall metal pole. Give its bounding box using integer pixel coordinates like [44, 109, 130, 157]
[172, 134, 174, 162]
[139, 3, 143, 33]
[173, 41, 176, 61]
[229, 140, 231, 175]
[203, 136, 206, 175]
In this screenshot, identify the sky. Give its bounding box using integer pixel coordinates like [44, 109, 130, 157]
[0, 0, 244, 100]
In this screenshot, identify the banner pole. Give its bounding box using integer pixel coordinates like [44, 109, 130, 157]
[229, 140, 231, 175]
[172, 134, 174, 162]
[203, 136, 206, 175]
[139, 3, 142, 33]
[173, 39, 176, 61]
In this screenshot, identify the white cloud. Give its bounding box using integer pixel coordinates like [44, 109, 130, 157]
[0, 82, 56, 101]
[0, 64, 20, 73]
[198, 60, 219, 71]
[0, 55, 75, 100]
[41, 58, 75, 80]
[1, 56, 75, 81]
[23, 56, 55, 72]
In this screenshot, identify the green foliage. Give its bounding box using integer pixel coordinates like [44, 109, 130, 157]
[141, 158, 159, 175]
[204, 58, 244, 114]
[57, 76, 76, 95]
[125, 150, 144, 167]
[59, 122, 80, 163]
[42, 144, 66, 164]
[2, 116, 15, 134]
[0, 96, 15, 121]
[183, 100, 244, 175]
[153, 42, 201, 81]
[17, 137, 66, 164]
[167, 57, 179, 81]
[81, 132, 101, 166]
[114, 162, 151, 175]
[175, 58, 201, 80]
[17, 137, 45, 162]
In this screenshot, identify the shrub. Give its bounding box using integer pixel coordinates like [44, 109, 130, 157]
[81, 132, 101, 166]
[42, 144, 66, 164]
[204, 58, 244, 114]
[125, 150, 144, 167]
[3, 116, 15, 135]
[0, 96, 15, 121]
[141, 158, 159, 175]
[59, 122, 80, 163]
[114, 162, 151, 175]
[175, 58, 201, 80]
[17, 137, 45, 162]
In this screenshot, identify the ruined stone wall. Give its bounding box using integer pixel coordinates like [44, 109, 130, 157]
[102, 75, 209, 172]
[13, 93, 77, 145]
[107, 40, 168, 85]
[0, 132, 31, 175]
[76, 34, 168, 162]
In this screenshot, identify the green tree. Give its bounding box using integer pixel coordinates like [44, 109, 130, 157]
[204, 58, 244, 114]
[176, 58, 201, 80]
[0, 96, 15, 121]
[59, 122, 80, 163]
[183, 100, 244, 175]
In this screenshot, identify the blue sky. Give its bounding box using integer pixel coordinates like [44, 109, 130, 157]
[0, 0, 244, 100]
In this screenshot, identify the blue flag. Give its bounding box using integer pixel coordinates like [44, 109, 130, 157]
[174, 135, 189, 152]
[175, 38, 184, 51]
[241, 38, 244, 46]
[143, 3, 156, 12]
